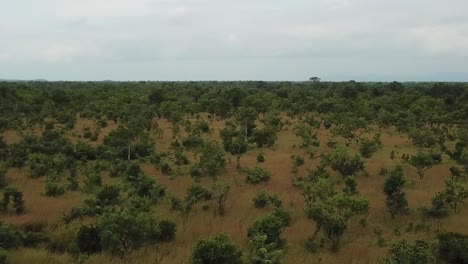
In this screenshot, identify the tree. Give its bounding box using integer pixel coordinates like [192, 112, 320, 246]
[235, 107, 258, 142]
[437, 232, 468, 264]
[211, 182, 230, 216]
[249, 234, 283, 264]
[97, 205, 170, 260]
[309, 77, 320, 82]
[449, 165, 463, 180]
[194, 141, 226, 178]
[443, 178, 468, 213]
[191, 233, 243, 264]
[2, 186, 25, 214]
[382, 239, 435, 264]
[245, 166, 271, 184]
[303, 176, 369, 251]
[409, 151, 441, 180]
[76, 225, 101, 254]
[253, 127, 278, 148]
[295, 124, 320, 157]
[0, 166, 6, 189]
[0, 223, 23, 249]
[323, 147, 364, 177]
[383, 166, 409, 218]
[426, 192, 449, 220]
[247, 210, 290, 247]
[358, 133, 382, 158]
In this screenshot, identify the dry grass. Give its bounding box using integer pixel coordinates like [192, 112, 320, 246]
[2, 115, 467, 264]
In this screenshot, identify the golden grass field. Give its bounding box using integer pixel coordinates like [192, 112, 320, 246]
[2, 114, 467, 264]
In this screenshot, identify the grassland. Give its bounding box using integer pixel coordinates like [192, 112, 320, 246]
[2, 112, 466, 264]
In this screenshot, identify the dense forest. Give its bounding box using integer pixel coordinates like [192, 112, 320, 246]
[0, 80, 467, 264]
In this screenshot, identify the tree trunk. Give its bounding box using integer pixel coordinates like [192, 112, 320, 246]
[127, 143, 131, 160]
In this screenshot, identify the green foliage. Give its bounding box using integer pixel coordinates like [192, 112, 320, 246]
[358, 133, 382, 158]
[127, 174, 166, 204]
[383, 166, 409, 218]
[253, 191, 283, 209]
[0, 248, 6, 264]
[382, 239, 435, 264]
[343, 176, 358, 195]
[76, 225, 101, 254]
[185, 185, 213, 204]
[256, 153, 265, 163]
[323, 147, 364, 177]
[253, 127, 278, 148]
[83, 172, 102, 193]
[304, 175, 369, 251]
[44, 179, 65, 197]
[97, 206, 166, 258]
[408, 128, 438, 148]
[0, 223, 23, 249]
[426, 192, 449, 219]
[191, 233, 243, 264]
[2, 186, 25, 214]
[295, 124, 320, 157]
[0, 166, 6, 190]
[194, 141, 226, 178]
[437, 232, 468, 263]
[409, 151, 442, 180]
[249, 234, 283, 264]
[245, 167, 271, 184]
[158, 220, 176, 242]
[247, 210, 290, 246]
[443, 178, 468, 212]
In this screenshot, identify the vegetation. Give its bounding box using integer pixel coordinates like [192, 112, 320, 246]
[0, 80, 468, 263]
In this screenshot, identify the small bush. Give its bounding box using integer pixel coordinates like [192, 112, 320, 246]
[253, 191, 270, 208]
[76, 225, 101, 254]
[245, 167, 271, 184]
[437, 232, 468, 263]
[0, 223, 23, 249]
[158, 220, 176, 242]
[256, 153, 265, 163]
[253, 191, 282, 208]
[44, 180, 65, 197]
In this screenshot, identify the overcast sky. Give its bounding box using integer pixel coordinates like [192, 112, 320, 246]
[1, 0, 468, 81]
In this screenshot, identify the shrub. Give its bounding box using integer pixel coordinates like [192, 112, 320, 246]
[158, 220, 176, 242]
[185, 185, 213, 204]
[0, 248, 6, 264]
[44, 180, 65, 197]
[253, 191, 270, 208]
[0, 223, 23, 249]
[76, 225, 101, 254]
[257, 153, 265, 163]
[253, 191, 282, 208]
[191, 233, 243, 264]
[245, 167, 271, 184]
[437, 232, 468, 263]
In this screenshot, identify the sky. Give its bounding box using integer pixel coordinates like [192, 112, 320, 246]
[1, 0, 468, 81]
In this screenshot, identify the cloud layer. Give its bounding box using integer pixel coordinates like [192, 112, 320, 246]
[1, 0, 468, 81]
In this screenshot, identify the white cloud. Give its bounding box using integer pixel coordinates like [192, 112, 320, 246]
[408, 25, 468, 56]
[0, 0, 468, 80]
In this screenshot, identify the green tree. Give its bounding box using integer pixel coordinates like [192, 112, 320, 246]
[194, 141, 226, 178]
[323, 147, 364, 177]
[382, 239, 435, 264]
[191, 233, 243, 264]
[97, 206, 164, 259]
[409, 151, 441, 180]
[443, 178, 468, 213]
[76, 225, 101, 254]
[383, 166, 409, 218]
[437, 232, 468, 264]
